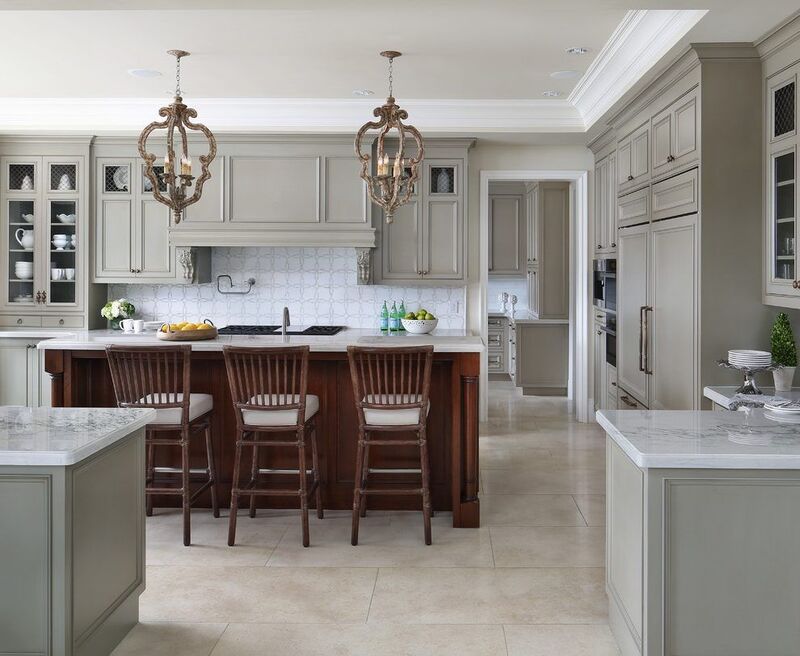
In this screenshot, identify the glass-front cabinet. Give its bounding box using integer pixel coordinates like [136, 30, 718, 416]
[766, 63, 800, 302]
[2, 156, 83, 313]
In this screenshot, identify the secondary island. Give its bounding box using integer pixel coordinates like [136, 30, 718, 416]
[0, 406, 154, 656]
[597, 408, 800, 656]
[39, 329, 483, 528]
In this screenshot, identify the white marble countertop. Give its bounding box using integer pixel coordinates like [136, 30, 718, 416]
[0, 329, 78, 339]
[0, 406, 155, 466]
[704, 386, 800, 407]
[596, 408, 800, 469]
[36, 328, 484, 353]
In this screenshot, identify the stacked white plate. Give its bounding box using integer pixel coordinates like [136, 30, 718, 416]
[14, 261, 33, 280]
[728, 349, 772, 368]
[764, 400, 800, 414]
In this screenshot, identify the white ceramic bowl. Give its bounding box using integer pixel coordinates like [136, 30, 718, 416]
[56, 214, 76, 224]
[21, 214, 34, 223]
[144, 320, 165, 331]
[401, 318, 439, 334]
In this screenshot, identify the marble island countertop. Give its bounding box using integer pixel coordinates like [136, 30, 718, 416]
[0, 406, 155, 466]
[704, 385, 800, 408]
[36, 328, 484, 353]
[597, 408, 800, 469]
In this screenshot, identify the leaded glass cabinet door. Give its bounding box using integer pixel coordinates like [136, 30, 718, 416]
[2, 157, 39, 309]
[43, 158, 81, 309]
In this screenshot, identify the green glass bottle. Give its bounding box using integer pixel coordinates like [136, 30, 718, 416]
[398, 299, 407, 331]
[389, 301, 400, 333]
[379, 301, 389, 332]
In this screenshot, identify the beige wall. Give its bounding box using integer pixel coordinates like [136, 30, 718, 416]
[465, 141, 595, 333]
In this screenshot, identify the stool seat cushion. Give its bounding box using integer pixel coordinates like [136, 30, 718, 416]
[242, 394, 320, 426]
[362, 394, 430, 426]
[139, 393, 213, 425]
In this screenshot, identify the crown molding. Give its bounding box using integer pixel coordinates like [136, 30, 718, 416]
[569, 9, 707, 129]
[756, 10, 800, 59]
[0, 97, 583, 134]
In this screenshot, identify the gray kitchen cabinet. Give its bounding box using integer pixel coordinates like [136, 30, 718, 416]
[650, 87, 698, 179]
[93, 155, 210, 284]
[594, 152, 618, 256]
[617, 122, 649, 193]
[538, 183, 570, 319]
[169, 137, 374, 248]
[0, 140, 105, 329]
[527, 268, 539, 316]
[489, 187, 526, 277]
[617, 186, 650, 228]
[617, 215, 698, 410]
[526, 183, 539, 267]
[375, 141, 471, 285]
[593, 314, 606, 412]
[0, 338, 51, 407]
[487, 315, 509, 374]
[514, 321, 569, 395]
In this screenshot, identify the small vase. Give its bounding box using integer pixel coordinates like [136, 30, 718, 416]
[109, 318, 122, 330]
[773, 366, 796, 392]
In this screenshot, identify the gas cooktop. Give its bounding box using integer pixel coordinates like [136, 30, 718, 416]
[218, 325, 345, 336]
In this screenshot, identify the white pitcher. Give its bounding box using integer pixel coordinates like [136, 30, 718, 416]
[15, 228, 34, 250]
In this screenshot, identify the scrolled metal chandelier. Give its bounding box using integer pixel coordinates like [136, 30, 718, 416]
[354, 51, 424, 224]
[138, 49, 217, 225]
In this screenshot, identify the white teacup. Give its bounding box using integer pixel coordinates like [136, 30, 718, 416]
[132, 320, 144, 333]
[70, 235, 77, 248]
[51, 268, 64, 281]
[119, 319, 135, 333]
[64, 268, 75, 281]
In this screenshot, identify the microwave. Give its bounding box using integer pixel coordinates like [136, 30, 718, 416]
[593, 259, 616, 312]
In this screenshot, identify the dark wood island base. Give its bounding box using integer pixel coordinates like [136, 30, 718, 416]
[45, 348, 481, 528]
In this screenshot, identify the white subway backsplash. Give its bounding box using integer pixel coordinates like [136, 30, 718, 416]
[109, 247, 466, 330]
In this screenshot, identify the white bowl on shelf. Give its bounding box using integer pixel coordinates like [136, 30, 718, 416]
[21, 214, 34, 223]
[56, 213, 76, 224]
[401, 318, 439, 334]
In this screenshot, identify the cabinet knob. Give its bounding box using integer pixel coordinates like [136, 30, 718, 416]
[597, 330, 602, 335]
[423, 270, 429, 275]
[35, 290, 41, 304]
[58, 318, 64, 326]
[794, 281, 799, 289]
[667, 154, 675, 162]
[17, 318, 23, 325]
[627, 175, 634, 181]
[611, 242, 617, 247]
[41, 290, 46, 302]
[597, 244, 602, 249]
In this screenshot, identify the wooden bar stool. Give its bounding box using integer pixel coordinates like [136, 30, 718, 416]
[347, 345, 434, 545]
[105, 344, 219, 546]
[223, 345, 323, 548]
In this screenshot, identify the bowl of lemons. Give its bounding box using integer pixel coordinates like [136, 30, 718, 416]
[158, 319, 218, 341]
[401, 309, 438, 334]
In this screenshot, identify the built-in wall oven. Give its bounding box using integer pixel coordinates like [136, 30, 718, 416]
[593, 258, 616, 312]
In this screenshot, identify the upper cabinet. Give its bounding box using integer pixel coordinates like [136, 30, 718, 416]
[651, 88, 698, 177]
[169, 138, 374, 248]
[594, 152, 617, 256]
[617, 122, 649, 193]
[374, 140, 472, 285]
[764, 62, 800, 303]
[489, 184, 526, 277]
[0, 138, 105, 329]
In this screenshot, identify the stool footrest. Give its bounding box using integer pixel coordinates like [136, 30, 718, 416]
[362, 439, 421, 446]
[367, 467, 422, 474]
[153, 466, 210, 475]
[240, 440, 300, 447]
[362, 488, 424, 496]
[256, 467, 315, 475]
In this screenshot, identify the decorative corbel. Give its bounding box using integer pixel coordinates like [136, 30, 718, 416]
[178, 247, 195, 281]
[356, 247, 373, 285]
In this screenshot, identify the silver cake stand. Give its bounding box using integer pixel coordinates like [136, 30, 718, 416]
[716, 359, 779, 395]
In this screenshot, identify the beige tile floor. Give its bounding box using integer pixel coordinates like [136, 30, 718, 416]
[112, 381, 618, 656]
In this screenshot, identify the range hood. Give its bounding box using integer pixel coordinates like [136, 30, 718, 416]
[169, 224, 376, 249]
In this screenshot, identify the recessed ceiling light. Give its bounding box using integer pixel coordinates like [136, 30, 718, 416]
[353, 89, 374, 96]
[550, 70, 581, 80]
[566, 46, 589, 55]
[128, 68, 162, 78]
[542, 90, 562, 97]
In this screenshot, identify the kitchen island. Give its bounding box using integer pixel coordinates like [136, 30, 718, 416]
[597, 408, 800, 656]
[0, 406, 154, 656]
[39, 329, 483, 527]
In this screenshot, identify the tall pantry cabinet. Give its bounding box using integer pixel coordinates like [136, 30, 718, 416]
[593, 45, 764, 410]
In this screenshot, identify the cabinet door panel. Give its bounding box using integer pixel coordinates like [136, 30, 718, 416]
[138, 200, 173, 276]
[594, 159, 607, 253]
[673, 94, 698, 163]
[539, 185, 569, 319]
[617, 224, 649, 405]
[617, 141, 632, 186]
[98, 199, 133, 275]
[181, 157, 224, 224]
[527, 269, 539, 316]
[489, 195, 524, 275]
[325, 156, 367, 224]
[631, 127, 649, 180]
[649, 215, 697, 410]
[425, 200, 461, 278]
[527, 187, 539, 266]
[0, 342, 31, 405]
[606, 153, 617, 249]
[381, 202, 421, 280]
[651, 109, 672, 175]
[230, 157, 320, 223]
[594, 321, 606, 412]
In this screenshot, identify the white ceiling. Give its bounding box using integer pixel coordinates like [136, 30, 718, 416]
[0, 1, 798, 133]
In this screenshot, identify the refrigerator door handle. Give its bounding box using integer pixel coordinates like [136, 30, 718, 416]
[639, 305, 646, 372]
[643, 306, 653, 375]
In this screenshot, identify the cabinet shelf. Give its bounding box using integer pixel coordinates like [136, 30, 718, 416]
[50, 249, 76, 253]
[777, 217, 796, 224]
[776, 255, 795, 260]
[9, 222, 34, 226]
[49, 280, 75, 283]
[776, 180, 796, 188]
[9, 278, 34, 283]
[9, 248, 34, 253]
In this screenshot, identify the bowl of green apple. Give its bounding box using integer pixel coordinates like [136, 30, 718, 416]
[401, 309, 438, 334]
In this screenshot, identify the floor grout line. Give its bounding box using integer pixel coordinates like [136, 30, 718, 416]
[571, 495, 590, 527]
[364, 568, 380, 624]
[207, 622, 230, 656]
[501, 624, 510, 656]
[487, 527, 497, 568]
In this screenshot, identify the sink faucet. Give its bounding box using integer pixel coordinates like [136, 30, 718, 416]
[281, 306, 290, 336]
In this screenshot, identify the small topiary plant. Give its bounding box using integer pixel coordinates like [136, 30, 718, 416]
[771, 312, 797, 367]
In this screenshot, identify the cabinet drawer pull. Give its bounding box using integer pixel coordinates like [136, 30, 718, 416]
[627, 175, 634, 181]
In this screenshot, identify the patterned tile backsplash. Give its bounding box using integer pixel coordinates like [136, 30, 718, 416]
[109, 247, 467, 330]
[487, 278, 530, 312]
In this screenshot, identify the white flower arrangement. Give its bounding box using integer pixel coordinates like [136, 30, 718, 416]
[101, 298, 135, 321]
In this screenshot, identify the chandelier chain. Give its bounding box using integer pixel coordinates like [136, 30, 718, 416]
[388, 56, 393, 98]
[175, 55, 182, 98]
